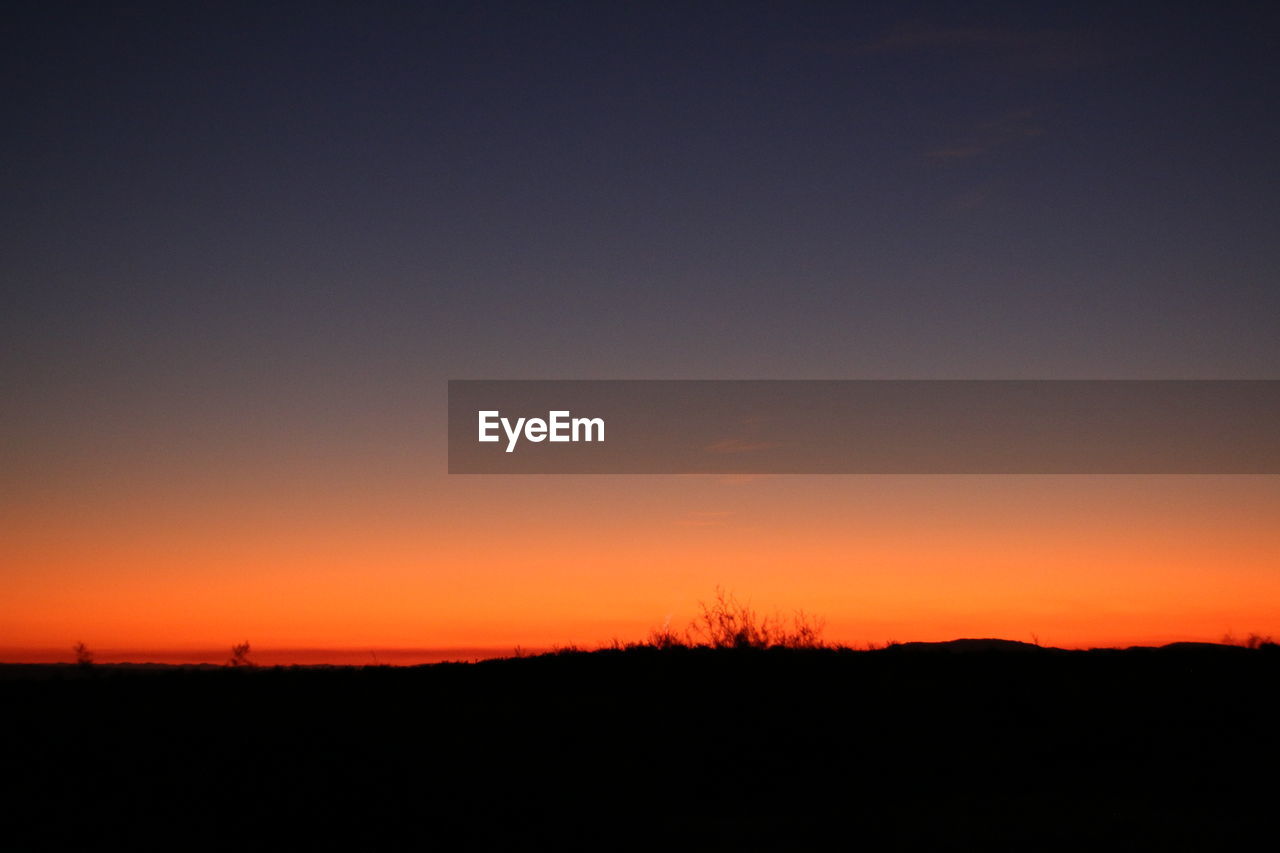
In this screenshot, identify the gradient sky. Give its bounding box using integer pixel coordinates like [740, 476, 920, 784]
[4, 1, 1279, 661]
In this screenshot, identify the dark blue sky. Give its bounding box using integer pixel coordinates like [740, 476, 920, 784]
[4, 1, 1279, 471]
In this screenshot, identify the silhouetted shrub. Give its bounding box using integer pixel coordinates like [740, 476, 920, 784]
[647, 619, 686, 650]
[688, 587, 827, 650]
[72, 642, 93, 668]
[1222, 632, 1275, 649]
[777, 609, 826, 649]
[228, 641, 253, 667]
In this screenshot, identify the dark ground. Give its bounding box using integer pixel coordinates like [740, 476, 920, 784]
[3, 640, 1278, 849]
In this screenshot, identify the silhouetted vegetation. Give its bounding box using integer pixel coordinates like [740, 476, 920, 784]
[1222, 631, 1276, 650]
[71, 642, 92, 668]
[690, 587, 828, 649]
[227, 641, 253, 667]
[635, 587, 827, 650]
[20, 600, 1277, 847]
[5, 638, 1278, 849]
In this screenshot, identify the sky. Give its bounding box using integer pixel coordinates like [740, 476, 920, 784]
[3, 1, 1279, 661]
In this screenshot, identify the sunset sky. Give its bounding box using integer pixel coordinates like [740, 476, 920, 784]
[4, 1, 1279, 662]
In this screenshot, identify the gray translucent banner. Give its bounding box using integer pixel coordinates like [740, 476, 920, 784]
[447, 380, 1280, 474]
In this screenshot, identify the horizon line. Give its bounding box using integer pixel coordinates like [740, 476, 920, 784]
[4, 632, 1274, 665]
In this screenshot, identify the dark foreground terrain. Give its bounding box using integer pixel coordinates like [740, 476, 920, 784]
[4, 641, 1278, 849]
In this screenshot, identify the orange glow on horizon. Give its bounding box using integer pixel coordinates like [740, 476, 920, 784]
[4, 469, 1278, 663]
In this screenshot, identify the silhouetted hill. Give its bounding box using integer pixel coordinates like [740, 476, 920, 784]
[884, 637, 1050, 654]
[4, 641, 1277, 848]
[1146, 640, 1257, 654]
